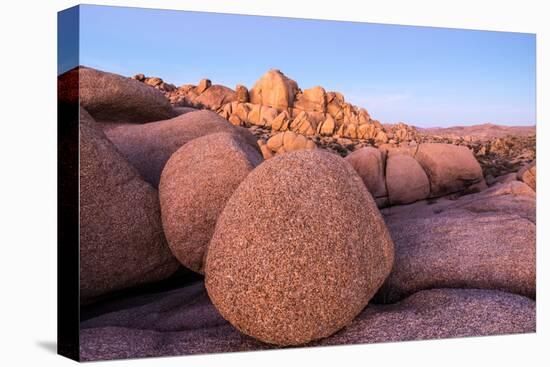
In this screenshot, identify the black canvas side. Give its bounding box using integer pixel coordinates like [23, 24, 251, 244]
[57, 5, 80, 362]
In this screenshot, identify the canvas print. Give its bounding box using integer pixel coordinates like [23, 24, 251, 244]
[57, 4, 536, 362]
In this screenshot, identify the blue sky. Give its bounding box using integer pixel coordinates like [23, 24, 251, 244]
[68, 5, 535, 127]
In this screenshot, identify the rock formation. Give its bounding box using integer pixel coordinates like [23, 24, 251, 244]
[133, 69, 390, 158]
[249, 69, 300, 109]
[130, 69, 535, 183]
[72, 66, 536, 360]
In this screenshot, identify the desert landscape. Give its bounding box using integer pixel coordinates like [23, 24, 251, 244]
[59, 65, 535, 361]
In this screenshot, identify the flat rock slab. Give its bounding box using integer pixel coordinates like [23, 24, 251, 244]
[377, 181, 536, 303]
[80, 282, 535, 361]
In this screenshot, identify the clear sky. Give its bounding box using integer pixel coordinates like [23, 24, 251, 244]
[70, 4, 535, 127]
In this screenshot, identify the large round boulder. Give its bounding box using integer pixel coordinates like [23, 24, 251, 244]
[104, 110, 260, 187]
[205, 150, 394, 346]
[79, 108, 179, 304]
[79, 67, 175, 123]
[386, 154, 430, 205]
[249, 69, 299, 109]
[159, 133, 263, 273]
[415, 143, 484, 197]
[344, 147, 387, 199]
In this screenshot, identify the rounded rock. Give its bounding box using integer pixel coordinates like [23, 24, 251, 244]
[205, 150, 394, 346]
[79, 108, 179, 303]
[386, 154, 430, 205]
[105, 110, 259, 187]
[415, 143, 484, 197]
[344, 147, 387, 198]
[159, 133, 263, 273]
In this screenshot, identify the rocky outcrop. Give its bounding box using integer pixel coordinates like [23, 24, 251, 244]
[205, 150, 394, 346]
[196, 79, 211, 94]
[79, 67, 175, 123]
[131, 69, 389, 155]
[104, 110, 259, 188]
[79, 108, 179, 304]
[129, 68, 534, 179]
[387, 122, 419, 144]
[159, 133, 263, 274]
[377, 181, 536, 303]
[343, 143, 484, 207]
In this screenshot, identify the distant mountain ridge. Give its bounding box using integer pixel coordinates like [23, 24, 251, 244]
[416, 123, 535, 140]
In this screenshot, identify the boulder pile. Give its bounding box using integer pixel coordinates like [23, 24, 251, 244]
[346, 143, 485, 207]
[132, 69, 535, 181]
[135, 69, 389, 147]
